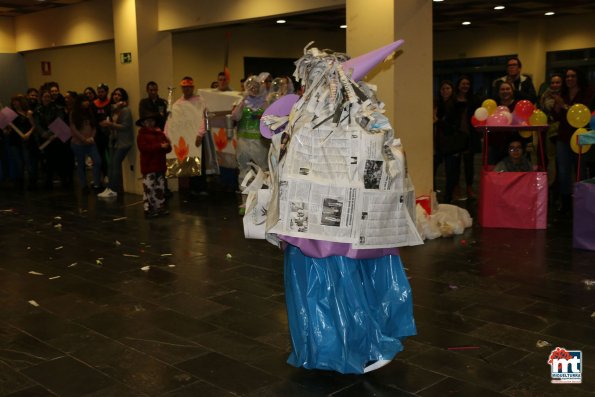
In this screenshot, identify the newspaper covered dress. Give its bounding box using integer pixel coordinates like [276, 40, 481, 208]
[247, 43, 420, 374]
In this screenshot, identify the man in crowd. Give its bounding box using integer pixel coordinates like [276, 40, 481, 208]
[216, 71, 232, 92]
[139, 81, 168, 130]
[492, 57, 537, 102]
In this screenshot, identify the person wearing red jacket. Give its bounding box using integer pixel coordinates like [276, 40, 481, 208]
[136, 113, 171, 218]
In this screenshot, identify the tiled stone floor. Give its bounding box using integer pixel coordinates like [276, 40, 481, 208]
[0, 184, 594, 396]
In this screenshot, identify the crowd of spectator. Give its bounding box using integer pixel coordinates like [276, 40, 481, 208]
[434, 57, 595, 213]
[0, 72, 295, 211]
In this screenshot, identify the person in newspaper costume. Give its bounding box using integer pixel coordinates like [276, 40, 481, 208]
[248, 41, 420, 374]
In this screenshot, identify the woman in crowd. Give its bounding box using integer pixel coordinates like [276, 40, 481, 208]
[83, 87, 97, 102]
[34, 89, 71, 188]
[434, 80, 461, 203]
[454, 75, 480, 199]
[490, 81, 519, 163]
[538, 73, 563, 188]
[4, 95, 38, 189]
[97, 87, 134, 198]
[551, 68, 593, 213]
[70, 94, 101, 192]
[93, 83, 111, 181]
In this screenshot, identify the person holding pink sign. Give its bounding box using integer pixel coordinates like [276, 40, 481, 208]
[3, 95, 38, 189]
[34, 90, 72, 188]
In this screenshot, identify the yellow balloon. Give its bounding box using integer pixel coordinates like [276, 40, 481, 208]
[570, 128, 591, 154]
[528, 110, 547, 126]
[520, 130, 534, 139]
[482, 99, 497, 115]
[567, 104, 591, 128]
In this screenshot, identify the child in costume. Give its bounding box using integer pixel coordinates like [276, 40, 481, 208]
[232, 75, 269, 214]
[136, 113, 171, 217]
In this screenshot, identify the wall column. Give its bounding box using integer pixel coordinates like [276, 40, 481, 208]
[346, 0, 433, 196]
[112, 0, 174, 194]
[518, 19, 547, 90]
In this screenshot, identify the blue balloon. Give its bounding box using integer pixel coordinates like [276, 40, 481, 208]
[590, 114, 595, 131]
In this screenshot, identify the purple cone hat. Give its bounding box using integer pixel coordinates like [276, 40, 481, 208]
[260, 94, 299, 138]
[341, 39, 405, 81]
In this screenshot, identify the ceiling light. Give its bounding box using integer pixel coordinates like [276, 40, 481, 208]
[276, 19, 286, 24]
[462, 21, 471, 26]
[433, 0, 444, 2]
[494, 5, 505, 10]
[544, 11, 555, 16]
[340, 24, 347, 29]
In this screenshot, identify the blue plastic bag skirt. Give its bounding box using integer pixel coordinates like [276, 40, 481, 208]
[284, 244, 416, 374]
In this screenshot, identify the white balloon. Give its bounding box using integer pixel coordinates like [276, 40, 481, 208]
[474, 107, 489, 121]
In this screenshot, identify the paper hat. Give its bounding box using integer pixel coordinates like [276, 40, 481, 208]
[341, 39, 405, 81]
[180, 78, 194, 87]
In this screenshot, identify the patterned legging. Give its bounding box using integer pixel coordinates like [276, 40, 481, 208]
[142, 172, 165, 213]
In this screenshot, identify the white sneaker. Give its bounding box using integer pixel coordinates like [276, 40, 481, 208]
[363, 359, 392, 373]
[97, 188, 117, 198]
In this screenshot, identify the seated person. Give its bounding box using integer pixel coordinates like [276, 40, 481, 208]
[494, 139, 532, 172]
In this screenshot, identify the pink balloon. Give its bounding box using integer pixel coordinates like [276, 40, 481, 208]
[496, 106, 510, 114]
[514, 100, 534, 120]
[499, 111, 513, 125]
[487, 112, 510, 126]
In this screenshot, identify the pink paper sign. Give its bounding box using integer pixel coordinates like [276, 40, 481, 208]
[48, 117, 72, 142]
[0, 107, 18, 129]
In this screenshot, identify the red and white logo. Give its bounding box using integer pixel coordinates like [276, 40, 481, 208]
[548, 347, 582, 384]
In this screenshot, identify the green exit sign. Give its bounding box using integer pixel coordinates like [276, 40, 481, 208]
[120, 52, 132, 64]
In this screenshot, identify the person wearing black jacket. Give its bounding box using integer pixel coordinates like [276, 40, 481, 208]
[454, 76, 481, 200]
[138, 81, 168, 130]
[492, 57, 537, 103]
[434, 80, 464, 203]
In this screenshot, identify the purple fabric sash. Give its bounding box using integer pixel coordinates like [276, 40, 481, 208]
[280, 235, 399, 259]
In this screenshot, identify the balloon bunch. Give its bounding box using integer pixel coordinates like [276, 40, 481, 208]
[472, 99, 547, 128]
[567, 103, 594, 154]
